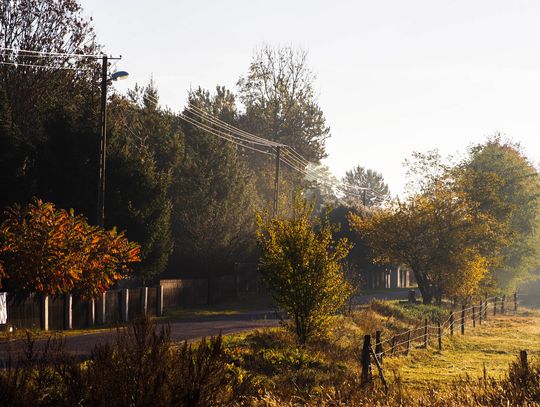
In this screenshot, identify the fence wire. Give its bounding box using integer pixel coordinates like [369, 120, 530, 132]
[372, 293, 520, 359]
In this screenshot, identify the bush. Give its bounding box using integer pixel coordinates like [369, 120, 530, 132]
[256, 197, 352, 344]
[0, 318, 248, 406]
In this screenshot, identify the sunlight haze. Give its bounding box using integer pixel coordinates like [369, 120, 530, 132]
[81, 0, 540, 196]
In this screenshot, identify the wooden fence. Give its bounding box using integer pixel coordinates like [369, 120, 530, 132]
[361, 293, 520, 385]
[2, 271, 264, 331]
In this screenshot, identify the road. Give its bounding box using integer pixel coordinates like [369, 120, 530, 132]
[0, 289, 417, 361]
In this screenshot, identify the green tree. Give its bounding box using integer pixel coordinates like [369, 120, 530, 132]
[238, 46, 330, 213]
[0, 0, 99, 214]
[256, 197, 352, 344]
[170, 86, 259, 277]
[238, 46, 329, 162]
[106, 87, 180, 283]
[342, 165, 390, 207]
[458, 138, 540, 291]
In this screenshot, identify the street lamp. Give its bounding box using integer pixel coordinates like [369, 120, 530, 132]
[97, 55, 128, 227]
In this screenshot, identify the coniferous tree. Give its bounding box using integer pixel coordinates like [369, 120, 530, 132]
[170, 87, 259, 277]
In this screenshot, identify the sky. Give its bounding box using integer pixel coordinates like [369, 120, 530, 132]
[80, 0, 540, 196]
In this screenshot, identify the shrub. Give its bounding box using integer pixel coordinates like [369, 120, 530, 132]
[256, 197, 352, 344]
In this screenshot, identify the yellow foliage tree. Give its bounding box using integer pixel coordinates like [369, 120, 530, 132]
[0, 199, 140, 299]
[350, 182, 496, 304]
[256, 197, 352, 344]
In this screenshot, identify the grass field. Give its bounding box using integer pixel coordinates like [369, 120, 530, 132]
[383, 310, 540, 387]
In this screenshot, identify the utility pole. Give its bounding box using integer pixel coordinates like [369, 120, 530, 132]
[97, 55, 108, 227]
[273, 146, 281, 217]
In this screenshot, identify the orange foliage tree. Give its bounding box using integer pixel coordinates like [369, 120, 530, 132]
[0, 199, 140, 299]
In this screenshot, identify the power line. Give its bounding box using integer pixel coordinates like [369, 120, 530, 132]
[0, 46, 103, 59]
[142, 92, 389, 202]
[0, 60, 93, 71]
[187, 103, 284, 148]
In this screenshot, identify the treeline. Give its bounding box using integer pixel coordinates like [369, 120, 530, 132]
[0, 0, 335, 283]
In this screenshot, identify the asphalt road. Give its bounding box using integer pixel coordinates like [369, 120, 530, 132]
[0, 289, 417, 362]
[0, 311, 280, 362]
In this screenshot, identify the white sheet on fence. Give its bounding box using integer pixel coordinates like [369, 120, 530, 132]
[0, 292, 6, 324]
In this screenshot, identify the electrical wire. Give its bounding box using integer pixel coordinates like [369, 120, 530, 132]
[143, 91, 391, 200]
[0, 46, 102, 59]
[0, 60, 93, 71]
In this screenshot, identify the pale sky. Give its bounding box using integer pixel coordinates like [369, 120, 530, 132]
[81, 0, 540, 196]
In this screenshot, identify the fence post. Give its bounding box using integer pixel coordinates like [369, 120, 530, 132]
[484, 295, 488, 320]
[461, 304, 465, 335]
[437, 320, 442, 350]
[450, 312, 454, 336]
[472, 305, 476, 328]
[121, 289, 129, 323]
[514, 292, 518, 312]
[479, 301, 483, 325]
[40, 294, 49, 331]
[140, 287, 148, 317]
[494, 296, 498, 317]
[423, 318, 428, 349]
[501, 294, 506, 314]
[88, 299, 95, 327]
[97, 292, 106, 324]
[375, 330, 383, 365]
[157, 285, 164, 317]
[406, 331, 411, 355]
[520, 350, 529, 375]
[361, 334, 372, 384]
[369, 345, 388, 391]
[64, 293, 72, 330]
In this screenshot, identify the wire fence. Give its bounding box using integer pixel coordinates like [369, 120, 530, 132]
[363, 293, 522, 384]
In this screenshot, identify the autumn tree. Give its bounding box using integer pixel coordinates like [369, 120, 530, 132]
[350, 181, 496, 304]
[0, 199, 140, 299]
[256, 197, 352, 344]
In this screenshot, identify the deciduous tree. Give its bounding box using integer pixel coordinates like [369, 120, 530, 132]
[350, 182, 495, 304]
[256, 197, 352, 344]
[457, 138, 540, 291]
[0, 199, 140, 298]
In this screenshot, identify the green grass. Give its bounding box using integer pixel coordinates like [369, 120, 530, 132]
[218, 300, 540, 400]
[159, 292, 276, 321]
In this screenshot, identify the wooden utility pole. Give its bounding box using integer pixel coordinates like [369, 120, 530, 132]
[273, 146, 281, 217]
[97, 55, 108, 227]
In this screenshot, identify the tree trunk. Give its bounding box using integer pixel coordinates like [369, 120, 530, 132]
[413, 270, 433, 304]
